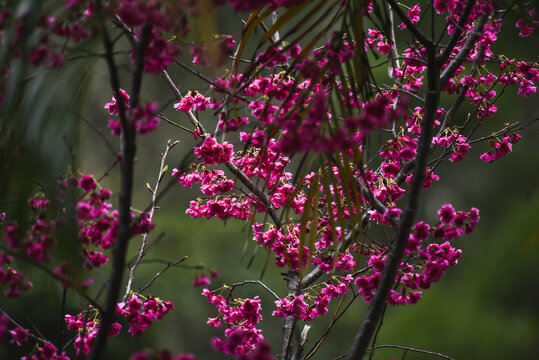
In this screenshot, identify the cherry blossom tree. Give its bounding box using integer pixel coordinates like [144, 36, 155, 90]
[0, 1, 537, 359]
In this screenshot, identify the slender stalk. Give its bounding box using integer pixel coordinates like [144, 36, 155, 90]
[123, 140, 176, 302]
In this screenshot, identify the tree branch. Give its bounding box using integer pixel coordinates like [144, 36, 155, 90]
[123, 139, 177, 301]
[368, 344, 455, 360]
[347, 43, 440, 360]
[89, 7, 152, 357]
[437, 0, 475, 67]
[385, 0, 432, 49]
[439, 14, 488, 89]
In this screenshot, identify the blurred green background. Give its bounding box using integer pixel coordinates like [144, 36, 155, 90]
[0, 2, 538, 359]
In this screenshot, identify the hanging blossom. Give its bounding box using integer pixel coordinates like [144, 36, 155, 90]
[202, 289, 273, 359]
[1, 193, 60, 298]
[65, 294, 173, 356]
[479, 133, 521, 163]
[105, 90, 160, 135]
[193, 136, 234, 165]
[76, 175, 154, 270]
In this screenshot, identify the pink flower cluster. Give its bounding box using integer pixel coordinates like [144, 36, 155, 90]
[105, 90, 160, 135]
[65, 311, 121, 356]
[117, 294, 175, 337]
[9, 327, 29, 346]
[174, 92, 213, 113]
[0, 250, 32, 298]
[432, 133, 471, 162]
[186, 197, 251, 221]
[117, 1, 190, 73]
[193, 137, 234, 165]
[479, 134, 521, 163]
[76, 175, 154, 269]
[273, 276, 352, 321]
[434, 204, 480, 239]
[399, 4, 421, 30]
[252, 224, 310, 270]
[354, 205, 474, 306]
[20, 342, 70, 360]
[7, 326, 69, 359]
[105, 89, 130, 116]
[365, 29, 390, 55]
[1, 194, 61, 297]
[65, 294, 173, 355]
[141, 29, 182, 74]
[202, 289, 272, 359]
[218, 115, 249, 133]
[515, 9, 537, 37]
[173, 168, 235, 196]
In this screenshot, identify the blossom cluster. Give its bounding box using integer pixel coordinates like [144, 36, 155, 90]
[76, 175, 154, 270]
[158, 2, 538, 354]
[1, 194, 60, 297]
[202, 289, 272, 359]
[64, 294, 173, 356]
[105, 90, 160, 135]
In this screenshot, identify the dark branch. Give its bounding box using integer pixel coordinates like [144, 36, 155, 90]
[439, 14, 488, 89]
[385, 0, 432, 49]
[437, 0, 475, 67]
[89, 10, 152, 357]
[347, 43, 440, 360]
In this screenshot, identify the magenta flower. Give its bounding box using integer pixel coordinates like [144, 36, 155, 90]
[9, 328, 29, 346]
[193, 275, 211, 288]
[174, 96, 194, 112]
[438, 204, 456, 224]
[79, 175, 96, 192]
[193, 137, 234, 165]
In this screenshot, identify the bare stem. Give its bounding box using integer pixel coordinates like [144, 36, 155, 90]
[368, 344, 455, 360]
[137, 256, 189, 294]
[227, 280, 281, 300]
[123, 139, 177, 302]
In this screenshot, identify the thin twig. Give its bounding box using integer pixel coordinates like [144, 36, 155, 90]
[0, 306, 49, 344]
[227, 280, 281, 300]
[137, 256, 188, 294]
[368, 344, 455, 360]
[157, 114, 195, 134]
[123, 139, 177, 302]
[439, 14, 489, 89]
[386, 0, 432, 48]
[468, 118, 538, 144]
[79, 115, 117, 157]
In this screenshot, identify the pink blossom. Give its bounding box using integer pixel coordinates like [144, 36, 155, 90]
[174, 96, 194, 112]
[10, 328, 29, 346]
[79, 175, 96, 192]
[380, 161, 400, 179]
[438, 204, 456, 224]
[104, 89, 130, 115]
[193, 137, 234, 165]
[193, 275, 211, 287]
[376, 42, 390, 55]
